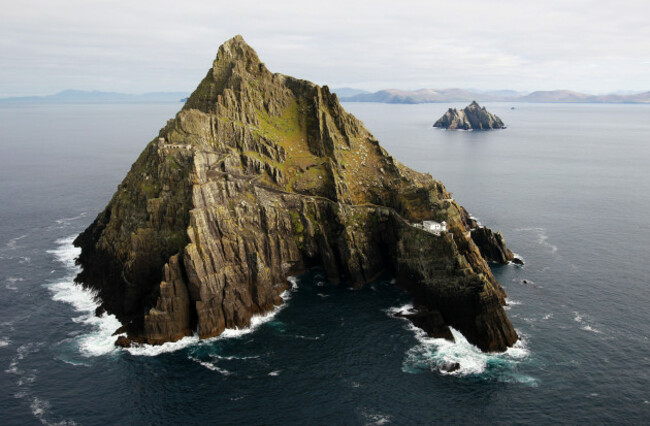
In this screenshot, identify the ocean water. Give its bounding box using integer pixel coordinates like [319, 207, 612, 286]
[0, 101, 649, 424]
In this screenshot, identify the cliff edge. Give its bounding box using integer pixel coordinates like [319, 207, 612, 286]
[74, 36, 518, 352]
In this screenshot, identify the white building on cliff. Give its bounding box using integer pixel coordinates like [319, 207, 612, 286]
[413, 220, 447, 236]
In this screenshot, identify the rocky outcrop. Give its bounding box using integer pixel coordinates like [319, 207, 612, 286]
[434, 101, 505, 130]
[471, 227, 514, 263]
[74, 35, 519, 352]
[461, 211, 523, 265]
[470, 227, 523, 265]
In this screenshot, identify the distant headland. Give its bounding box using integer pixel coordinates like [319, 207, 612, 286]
[0, 90, 188, 104]
[335, 88, 650, 104]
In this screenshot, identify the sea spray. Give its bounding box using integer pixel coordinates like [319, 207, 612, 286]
[47, 236, 302, 357]
[46, 237, 121, 357]
[388, 303, 536, 383]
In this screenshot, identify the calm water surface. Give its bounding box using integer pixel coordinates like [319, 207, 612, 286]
[0, 101, 648, 424]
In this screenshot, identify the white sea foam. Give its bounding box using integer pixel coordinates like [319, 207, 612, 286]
[362, 411, 392, 425]
[212, 354, 260, 361]
[5, 234, 27, 250]
[18, 372, 37, 386]
[509, 253, 525, 265]
[504, 299, 521, 311]
[28, 396, 77, 426]
[46, 236, 78, 268]
[55, 212, 87, 226]
[287, 276, 299, 290]
[123, 335, 200, 357]
[48, 234, 301, 358]
[542, 313, 553, 320]
[268, 370, 281, 376]
[46, 277, 122, 358]
[57, 358, 90, 367]
[573, 311, 602, 334]
[30, 397, 49, 422]
[188, 356, 231, 375]
[0, 338, 9, 348]
[5, 276, 24, 291]
[46, 236, 121, 358]
[6, 343, 43, 375]
[316, 293, 330, 298]
[391, 306, 535, 383]
[403, 325, 531, 378]
[292, 334, 323, 341]
[386, 303, 415, 316]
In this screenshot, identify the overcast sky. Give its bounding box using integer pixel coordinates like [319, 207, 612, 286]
[1, 0, 649, 97]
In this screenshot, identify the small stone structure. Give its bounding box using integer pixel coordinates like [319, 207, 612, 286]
[413, 220, 447, 236]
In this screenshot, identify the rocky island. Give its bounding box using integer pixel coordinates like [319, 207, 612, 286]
[74, 36, 519, 352]
[434, 101, 505, 130]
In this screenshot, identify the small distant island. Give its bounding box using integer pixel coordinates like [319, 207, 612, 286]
[434, 101, 505, 130]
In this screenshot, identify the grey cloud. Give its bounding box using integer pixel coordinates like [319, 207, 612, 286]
[1, 0, 648, 96]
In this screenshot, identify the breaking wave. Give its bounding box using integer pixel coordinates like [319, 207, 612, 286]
[47, 235, 300, 358]
[46, 237, 122, 358]
[389, 304, 537, 384]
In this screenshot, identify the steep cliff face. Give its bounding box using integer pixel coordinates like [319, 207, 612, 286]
[75, 36, 518, 352]
[434, 101, 505, 130]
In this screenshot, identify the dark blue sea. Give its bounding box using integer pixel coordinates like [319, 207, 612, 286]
[1, 101, 649, 424]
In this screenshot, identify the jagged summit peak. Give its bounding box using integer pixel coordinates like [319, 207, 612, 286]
[183, 35, 274, 113]
[215, 35, 261, 66]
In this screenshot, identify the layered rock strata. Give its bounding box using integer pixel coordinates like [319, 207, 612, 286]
[75, 36, 518, 352]
[434, 101, 505, 130]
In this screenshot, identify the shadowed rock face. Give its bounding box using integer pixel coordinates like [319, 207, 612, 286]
[74, 35, 518, 352]
[434, 101, 505, 130]
[471, 227, 515, 263]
